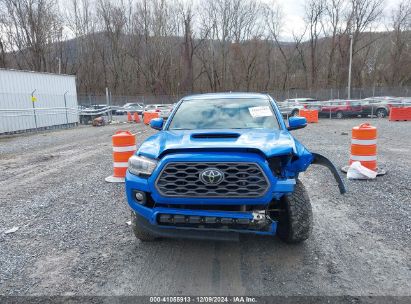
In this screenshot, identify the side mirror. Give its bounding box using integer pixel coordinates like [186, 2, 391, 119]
[287, 116, 307, 131]
[149, 118, 164, 130]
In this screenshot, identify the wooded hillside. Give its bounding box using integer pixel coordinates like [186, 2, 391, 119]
[0, 0, 410, 95]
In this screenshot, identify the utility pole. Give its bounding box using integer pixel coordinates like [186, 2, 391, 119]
[347, 33, 353, 99]
[57, 57, 61, 74]
[106, 87, 112, 122]
[348, 2, 356, 100]
[31, 89, 38, 131]
[64, 91, 69, 125]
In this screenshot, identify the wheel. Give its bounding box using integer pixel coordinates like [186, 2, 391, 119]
[336, 111, 343, 119]
[131, 212, 157, 241]
[276, 180, 313, 244]
[291, 109, 299, 117]
[376, 108, 387, 118]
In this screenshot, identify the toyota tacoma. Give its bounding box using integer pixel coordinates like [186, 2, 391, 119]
[125, 93, 345, 243]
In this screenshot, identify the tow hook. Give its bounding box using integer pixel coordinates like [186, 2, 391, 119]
[251, 210, 272, 228]
[311, 152, 347, 194]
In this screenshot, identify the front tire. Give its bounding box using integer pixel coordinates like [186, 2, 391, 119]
[131, 212, 157, 241]
[376, 108, 387, 118]
[276, 180, 313, 244]
[336, 111, 343, 119]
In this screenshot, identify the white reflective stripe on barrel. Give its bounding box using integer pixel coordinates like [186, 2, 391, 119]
[113, 162, 129, 167]
[351, 139, 377, 145]
[350, 155, 377, 161]
[113, 145, 136, 152]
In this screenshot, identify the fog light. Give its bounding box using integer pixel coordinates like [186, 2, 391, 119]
[134, 191, 146, 205]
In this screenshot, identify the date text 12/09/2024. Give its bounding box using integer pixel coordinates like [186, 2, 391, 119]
[149, 296, 257, 303]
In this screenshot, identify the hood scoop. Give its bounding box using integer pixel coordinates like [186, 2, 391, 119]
[191, 132, 241, 139]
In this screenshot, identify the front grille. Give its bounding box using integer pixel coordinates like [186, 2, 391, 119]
[155, 162, 269, 198]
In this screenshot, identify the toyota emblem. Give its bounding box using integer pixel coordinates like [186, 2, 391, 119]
[199, 168, 224, 185]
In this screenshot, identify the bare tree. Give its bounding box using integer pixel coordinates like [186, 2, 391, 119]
[0, 4, 8, 67]
[2, 0, 62, 71]
[305, 0, 325, 88]
[133, 0, 179, 95]
[264, 2, 292, 90]
[0, 0, 408, 96]
[292, 29, 309, 89]
[323, 0, 347, 86]
[343, 0, 384, 87]
[387, 0, 411, 85]
[176, 1, 195, 93]
[97, 0, 129, 93]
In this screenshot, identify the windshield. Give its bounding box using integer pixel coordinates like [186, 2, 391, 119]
[168, 98, 280, 130]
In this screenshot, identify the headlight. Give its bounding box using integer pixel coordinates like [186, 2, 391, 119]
[128, 155, 158, 177]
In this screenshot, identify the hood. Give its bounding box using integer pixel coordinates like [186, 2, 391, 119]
[138, 129, 298, 159]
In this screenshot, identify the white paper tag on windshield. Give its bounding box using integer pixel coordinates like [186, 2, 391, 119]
[249, 106, 273, 118]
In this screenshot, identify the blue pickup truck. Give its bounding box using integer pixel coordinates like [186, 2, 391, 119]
[125, 93, 345, 243]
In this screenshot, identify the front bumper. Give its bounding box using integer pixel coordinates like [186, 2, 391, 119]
[125, 152, 295, 237]
[132, 209, 277, 240]
[135, 213, 250, 241]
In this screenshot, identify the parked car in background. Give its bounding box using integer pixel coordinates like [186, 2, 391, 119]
[360, 97, 399, 118]
[400, 97, 411, 106]
[143, 104, 173, 119]
[89, 104, 115, 115]
[158, 104, 174, 120]
[277, 99, 304, 117]
[115, 103, 144, 115]
[278, 98, 319, 116]
[295, 98, 321, 110]
[319, 100, 362, 119]
[110, 105, 124, 115]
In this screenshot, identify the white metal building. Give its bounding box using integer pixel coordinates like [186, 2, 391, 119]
[0, 69, 78, 134]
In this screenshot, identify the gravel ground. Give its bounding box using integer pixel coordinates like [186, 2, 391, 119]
[0, 118, 410, 297]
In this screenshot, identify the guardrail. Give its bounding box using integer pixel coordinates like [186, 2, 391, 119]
[78, 106, 112, 116]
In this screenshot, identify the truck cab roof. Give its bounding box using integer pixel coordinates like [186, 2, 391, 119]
[183, 92, 271, 101]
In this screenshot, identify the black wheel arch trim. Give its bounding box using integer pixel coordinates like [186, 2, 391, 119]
[311, 152, 347, 194]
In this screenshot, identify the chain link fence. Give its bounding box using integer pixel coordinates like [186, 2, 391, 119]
[272, 86, 411, 101]
[2, 86, 410, 134]
[78, 86, 411, 107]
[77, 94, 180, 107]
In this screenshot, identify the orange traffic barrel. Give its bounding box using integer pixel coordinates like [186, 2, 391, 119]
[143, 112, 160, 125]
[389, 107, 411, 121]
[349, 123, 377, 171]
[127, 112, 133, 122]
[105, 130, 136, 183]
[299, 109, 318, 123]
[133, 112, 141, 123]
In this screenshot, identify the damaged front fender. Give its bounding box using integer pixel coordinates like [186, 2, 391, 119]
[311, 152, 347, 194]
[286, 139, 346, 194]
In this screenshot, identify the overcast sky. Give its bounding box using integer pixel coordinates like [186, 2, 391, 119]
[273, 0, 402, 39]
[58, 0, 404, 41]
